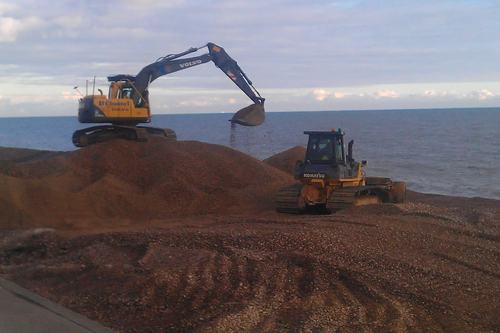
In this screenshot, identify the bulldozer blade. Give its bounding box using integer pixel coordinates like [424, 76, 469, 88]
[230, 103, 265, 126]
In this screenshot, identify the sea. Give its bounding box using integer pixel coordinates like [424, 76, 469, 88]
[0, 107, 499, 200]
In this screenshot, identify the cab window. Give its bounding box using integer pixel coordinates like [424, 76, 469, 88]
[122, 87, 133, 99]
[335, 137, 344, 161]
[306, 136, 334, 162]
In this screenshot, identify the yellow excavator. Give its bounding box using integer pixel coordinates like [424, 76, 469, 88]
[276, 129, 407, 213]
[72, 42, 265, 147]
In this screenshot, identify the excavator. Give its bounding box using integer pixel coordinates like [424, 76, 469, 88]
[72, 42, 265, 147]
[276, 128, 407, 213]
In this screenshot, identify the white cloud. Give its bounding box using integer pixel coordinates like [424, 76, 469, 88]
[409, 89, 499, 101]
[0, 15, 42, 42]
[333, 92, 351, 98]
[54, 16, 82, 30]
[10, 95, 29, 104]
[1, 0, 500, 116]
[0, 2, 17, 14]
[476, 89, 494, 100]
[372, 90, 399, 98]
[0, 17, 20, 42]
[124, 0, 184, 7]
[313, 89, 331, 101]
[61, 91, 80, 100]
[0, 64, 19, 70]
[95, 26, 150, 39]
[51, 16, 83, 38]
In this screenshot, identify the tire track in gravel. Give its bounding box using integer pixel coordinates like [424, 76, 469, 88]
[2, 196, 499, 332]
[136, 236, 422, 332]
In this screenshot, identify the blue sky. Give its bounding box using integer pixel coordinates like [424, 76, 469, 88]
[0, 0, 499, 117]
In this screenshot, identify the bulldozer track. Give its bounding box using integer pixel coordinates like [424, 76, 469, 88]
[276, 184, 304, 214]
[327, 186, 381, 212]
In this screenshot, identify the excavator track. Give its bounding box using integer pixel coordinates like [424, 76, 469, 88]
[276, 184, 305, 214]
[327, 186, 382, 212]
[140, 127, 177, 140]
[72, 125, 177, 148]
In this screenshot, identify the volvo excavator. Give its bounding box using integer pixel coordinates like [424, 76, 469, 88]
[276, 129, 407, 214]
[72, 42, 265, 147]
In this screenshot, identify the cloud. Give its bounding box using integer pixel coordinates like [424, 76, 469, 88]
[0, 15, 42, 42]
[475, 89, 494, 100]
[372, 91, 399, 98]
[120, 0, 183, 5]
[50, 16, 83, 38]
[0, 64, 19, 70]
[1, 84, 500, 117]
[333, 92, 351, 98]
[0, 2, 17, 14]
[61, 91, 80, 100]
[1, 0, 500, 116]
[313, 89, 331, 101]
[0, 3, 43, 42]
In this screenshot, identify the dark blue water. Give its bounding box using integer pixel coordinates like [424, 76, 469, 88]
[0, 108, 499, 200]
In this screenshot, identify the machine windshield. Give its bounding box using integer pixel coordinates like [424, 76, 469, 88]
[305, 135, 344, 163]
[122, 87, 133, 99]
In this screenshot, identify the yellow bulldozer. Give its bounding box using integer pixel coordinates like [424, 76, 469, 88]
[276, 128, 407, 213]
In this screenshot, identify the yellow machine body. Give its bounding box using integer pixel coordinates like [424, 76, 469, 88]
[78, 81, 151, 125]
[276, 129, 406, 214]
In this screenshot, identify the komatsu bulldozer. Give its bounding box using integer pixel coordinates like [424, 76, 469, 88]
[72, 42, 265, 147]
[276, 129, 407, 214]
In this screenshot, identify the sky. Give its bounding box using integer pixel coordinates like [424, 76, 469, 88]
[0, 0, 499, 117]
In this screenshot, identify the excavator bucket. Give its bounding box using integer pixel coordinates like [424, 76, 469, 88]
[230, 103, 265, 126]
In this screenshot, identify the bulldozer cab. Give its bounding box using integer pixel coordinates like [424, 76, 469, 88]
[304, 130, 345, 164]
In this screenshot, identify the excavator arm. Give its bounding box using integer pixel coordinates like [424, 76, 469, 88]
[124, 42, 265, 126]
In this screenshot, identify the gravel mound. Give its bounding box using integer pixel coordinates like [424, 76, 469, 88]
[1, 142, 500, 332]
[0, 146, 64, 163]
[263, 145, 306, 176]
[0, 138, 293, 230]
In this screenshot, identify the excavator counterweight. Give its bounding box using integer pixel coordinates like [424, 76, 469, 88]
[73, 42, 265, 147]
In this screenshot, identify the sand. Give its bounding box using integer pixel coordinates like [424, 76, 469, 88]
[0, 138, 499, 332]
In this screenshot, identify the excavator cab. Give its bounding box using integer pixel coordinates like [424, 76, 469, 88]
[77, 77, 151, 127]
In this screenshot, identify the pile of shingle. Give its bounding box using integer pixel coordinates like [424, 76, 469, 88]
[262, 145, 306, 176]
[0, 137, 294, 230]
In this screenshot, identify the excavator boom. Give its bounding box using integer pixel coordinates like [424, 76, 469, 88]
[122, 42, 265, 125]
[73, 42, 266, 147]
